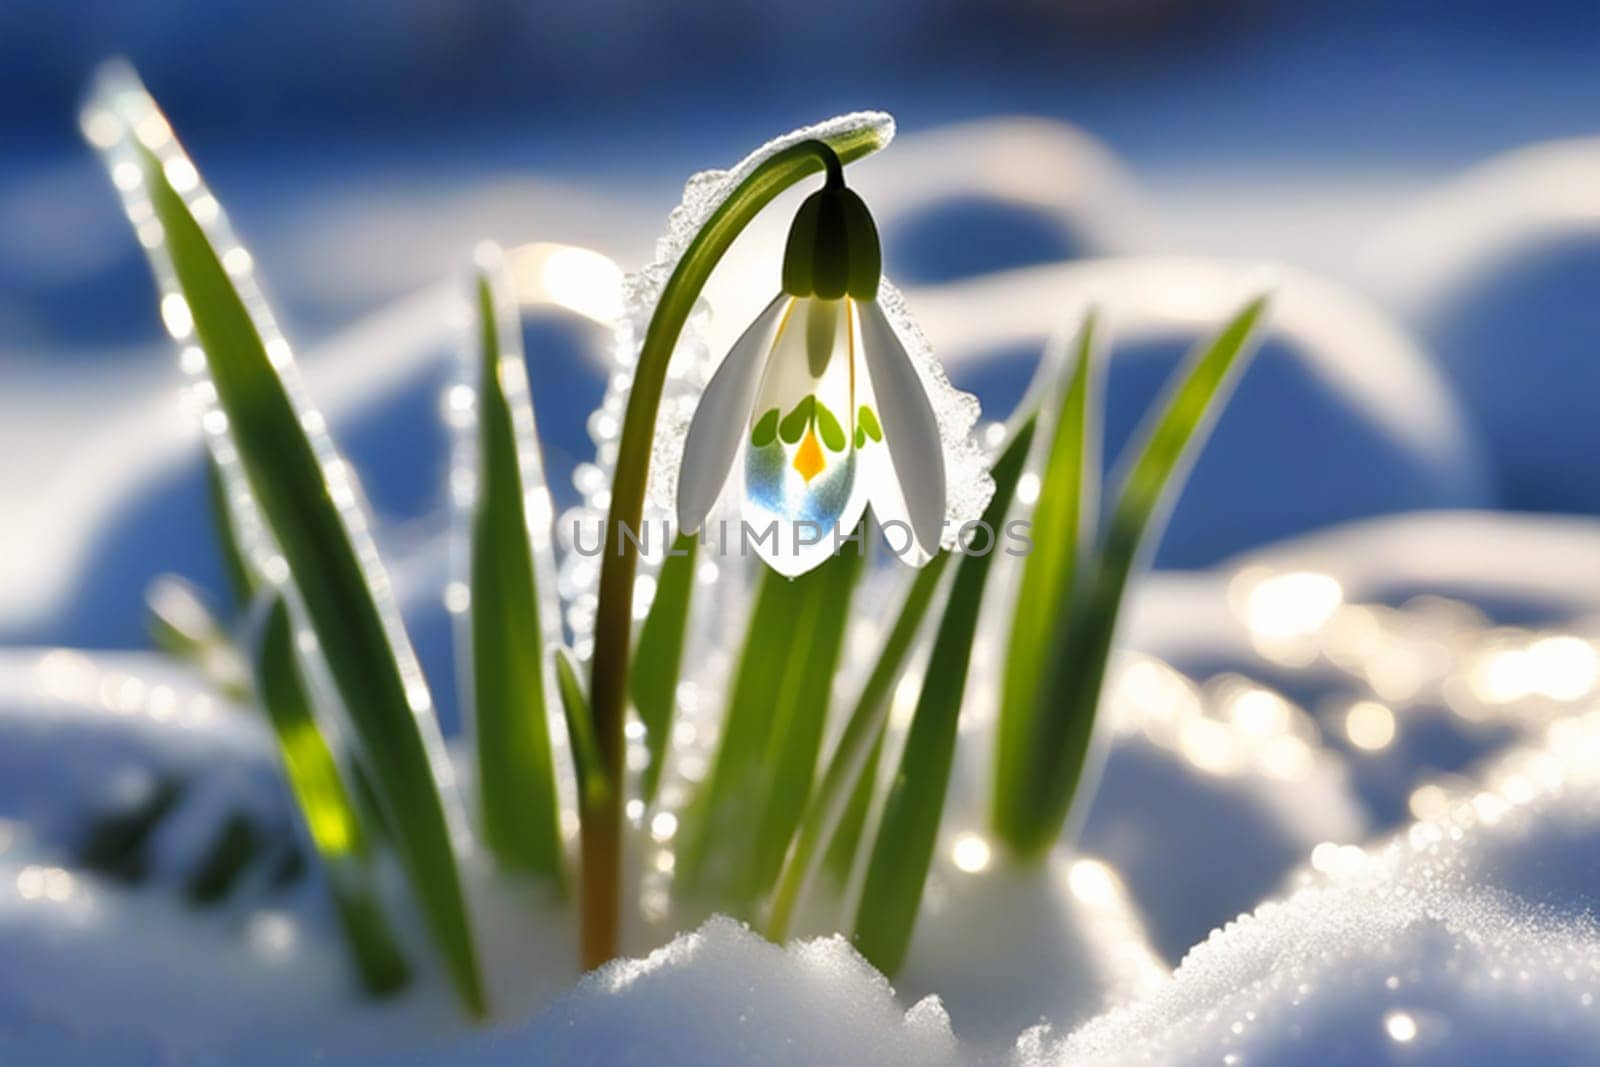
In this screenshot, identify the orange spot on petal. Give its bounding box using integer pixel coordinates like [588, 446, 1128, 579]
[793, 428, 826, 482]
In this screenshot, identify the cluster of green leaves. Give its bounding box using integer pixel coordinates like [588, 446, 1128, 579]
[631, 303, 1263, 980]
[97, 63, 1266, 1016]
[853, 303, 1261, 974]
[993, 304, 1266, 858]
[93, 70, 571, 1016]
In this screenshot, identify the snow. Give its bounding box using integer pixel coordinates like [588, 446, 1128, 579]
[0, 649, 284, 860]
[895, 849, 1166, 1049]
[1368, 138, 1600, 515]
[442, 918, 960, 1067]
[860, 117, 1159, 286]
[0, 649, 954, 1065]
[1080, 659, 1368, 960]
[1033, 712, 1600, 1066]
[9, 517, 1600, 1063]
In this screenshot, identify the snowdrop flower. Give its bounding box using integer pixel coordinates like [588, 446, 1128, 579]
[676, 159, 947, 576]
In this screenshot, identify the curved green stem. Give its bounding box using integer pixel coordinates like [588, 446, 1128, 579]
[582, 129, 889, 968]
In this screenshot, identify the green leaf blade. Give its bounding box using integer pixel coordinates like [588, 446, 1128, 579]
[764, 542, 952, 941]
[630, 532, 700, 804]
[91, 70, 486, 1015]
[993, 313, 1100, 846]
[205, 458, 256, 610]
[1002, 296, 1269, 858]
[554, 647, 610, 813]
[852, 419, 1037, 976]
[677, 545, 865, 914]
[462, 254, 565, 884]
[744, 545, 866, 901]
[251, 595, 409, 996]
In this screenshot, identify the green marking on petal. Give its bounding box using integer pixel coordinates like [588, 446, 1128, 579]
[854, 425, 866, 449]
[815, 401, 846, 451]
[751, 408, 780, 448]
[858, 405, 883, 442]
[779, 396, 815, 444]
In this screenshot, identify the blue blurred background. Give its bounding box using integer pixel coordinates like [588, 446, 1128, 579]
[6, 0, 1600, 672]
[6, 0, 1600, 354]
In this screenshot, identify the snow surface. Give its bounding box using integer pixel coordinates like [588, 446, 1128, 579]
[12, 502, 1600, 1064]
[10, 572, 1600, 1066]
[915, 257, 1492, 567]
[1033, 711, 1600, 1066]
[895, 850, 1166, 1049]
[404, 918, 961, 1067]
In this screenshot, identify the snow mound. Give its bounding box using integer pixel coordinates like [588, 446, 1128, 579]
[898, 850, 1166, 1049]
[399, 917, 958, 1067]
[1035, 884, 1600, 1065]
[1080, 655, 1368, 960]
[1366, 137, 1600, 515]
[1031, 711, 1600, 1066]
[549, 917, 955, 1066]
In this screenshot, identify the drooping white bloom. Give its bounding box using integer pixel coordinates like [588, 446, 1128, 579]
[676, 162, 951, 577]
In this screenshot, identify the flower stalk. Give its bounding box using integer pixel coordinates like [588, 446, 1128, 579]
[583, 131, 890, 967]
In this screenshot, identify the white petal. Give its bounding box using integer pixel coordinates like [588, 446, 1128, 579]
[676, 293, 790, 533]
[743, 298, 868, 575]
[857, 297, 946, 557]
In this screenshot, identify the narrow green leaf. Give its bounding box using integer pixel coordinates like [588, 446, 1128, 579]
[461, 253, 564, 883]
[993, 313, 1100, 846]
[630, 532, 699, 804]
[764, 541, 951, 940]
[677, 543, 865, 913]
[674, 570, 802, 901]
[744, 544, 865, 901]
[766, 422, 1041, 941]
[1001, 297, 1269, 858]
[90, 70, 485, 1015]
[554, 647, 609, 813]
[819, 722, 883, 887]
[852, 418, 1036, 977]
[251, 594, 408, 996]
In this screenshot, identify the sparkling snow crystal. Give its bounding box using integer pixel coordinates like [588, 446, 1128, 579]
[1030, 710, 1600, 1066]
